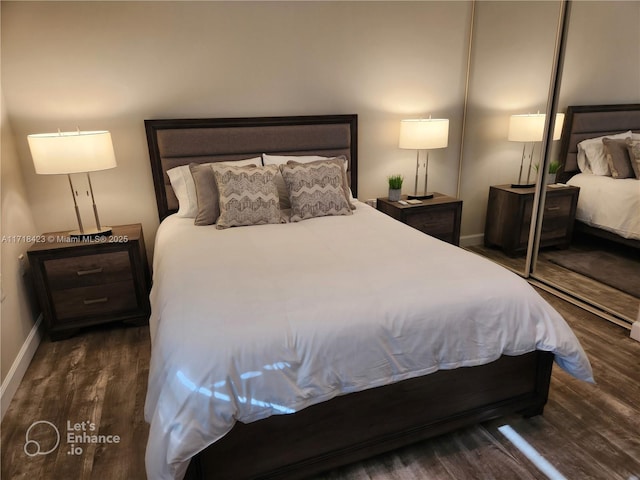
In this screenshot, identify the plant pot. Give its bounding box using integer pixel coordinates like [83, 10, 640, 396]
[388, 189, 401, 202]
[547, 173, 557, 184]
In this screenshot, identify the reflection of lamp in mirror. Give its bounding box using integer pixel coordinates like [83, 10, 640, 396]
[27, 130, 117, 237]
[508, 113, 564, 188]
[399, 118, 449, 200]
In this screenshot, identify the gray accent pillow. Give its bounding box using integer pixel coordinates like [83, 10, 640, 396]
[280, 159, 353, 222]
[189, 163, 220, 226]
[603, 138, 634, 179]
[625, 138, 640, 179]
[211, 164, 282, 229]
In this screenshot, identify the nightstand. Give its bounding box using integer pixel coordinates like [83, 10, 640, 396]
[27, 224, 151, 340]
[377, 193, 463, 245]
[484, 184, 580, 256]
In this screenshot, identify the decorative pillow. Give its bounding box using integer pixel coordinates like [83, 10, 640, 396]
[577, 131, 633, 176]
[167, 157, 261, 219]
[189, 160, 260, 226]
[211, 164, 282, 229]
[602, 138, 634, 179]
[280, 159, 353, 222]
[626, 138, 640, 180]
[262, 154, 355, 209]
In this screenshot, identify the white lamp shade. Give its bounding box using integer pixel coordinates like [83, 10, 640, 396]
[399, 118, 449, 149]
[507, 113, 565, 142]
[28, 130, 117, 175]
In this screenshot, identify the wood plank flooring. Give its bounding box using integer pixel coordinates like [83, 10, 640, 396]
[466, 244, 639, 322]
[2, 291, 639, 479]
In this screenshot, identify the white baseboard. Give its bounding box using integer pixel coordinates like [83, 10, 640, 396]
[1, 314, 43, 421]
[460, 233, 484, 247]
[631, 321, 640, 343]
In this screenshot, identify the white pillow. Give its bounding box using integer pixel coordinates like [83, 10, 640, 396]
[262, 154, 355, 208]
[167, 157, 262, 217]
[577, 131, 633, 176]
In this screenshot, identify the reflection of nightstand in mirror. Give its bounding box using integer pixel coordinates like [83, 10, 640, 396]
[377, 193, 462, 246]
[484, 184, 580, 256]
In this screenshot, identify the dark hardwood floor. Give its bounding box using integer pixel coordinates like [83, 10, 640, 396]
[2, 291, 639, 479]
[467, 244, 639, 322]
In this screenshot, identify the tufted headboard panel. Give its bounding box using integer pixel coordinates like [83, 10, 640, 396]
[145, 115, 358, 221]
[557, 104, 640, 182]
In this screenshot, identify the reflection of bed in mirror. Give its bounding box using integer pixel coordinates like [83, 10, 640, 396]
[557, 104, 640, 249]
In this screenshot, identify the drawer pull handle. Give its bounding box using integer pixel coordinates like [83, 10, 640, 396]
[77, 267, 103, 276]
[83, 297, 108, 305]
[546, 206, 560, 211]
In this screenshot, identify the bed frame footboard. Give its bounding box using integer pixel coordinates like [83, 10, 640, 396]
[184, 351, 554, 480]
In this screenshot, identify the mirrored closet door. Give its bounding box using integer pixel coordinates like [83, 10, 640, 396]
[530, 1, 640, 326]
[458, 0, 562, 277]
[459, 0, 639, 327]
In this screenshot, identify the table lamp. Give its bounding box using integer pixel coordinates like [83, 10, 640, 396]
[508, 113, 564, 188]
[27, 130, 117, 237]
[399, 118, 449, 200]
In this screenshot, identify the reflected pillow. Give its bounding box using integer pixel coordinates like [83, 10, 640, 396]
[280, 159, 353, 222]
[602, 138, 634, 179]
[625, 138, 640, 180]
[577, 131, 633, 176]
[211, 164, 282, 229]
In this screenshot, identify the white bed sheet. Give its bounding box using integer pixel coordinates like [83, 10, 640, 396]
[567, 173, 640, 240]
[144, 202, 593, 480]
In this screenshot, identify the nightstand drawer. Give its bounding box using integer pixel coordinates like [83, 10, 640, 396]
[44, 251, 132, 290]
[51, 281, 138, 321]
[543, 195, 572, 218]
[405, 209, 454, 238]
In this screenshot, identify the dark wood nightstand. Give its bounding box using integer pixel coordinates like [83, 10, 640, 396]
[27, 224, 151, 340]
[484, 184, 580, 256]
[377, 193, 463, 245]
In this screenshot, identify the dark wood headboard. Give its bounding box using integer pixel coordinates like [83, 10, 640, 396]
[557, 104, 640, 183]
[145, 115, 358, 221]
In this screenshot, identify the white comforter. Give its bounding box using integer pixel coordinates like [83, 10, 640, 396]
[567, 173, 640, 240]
[144, 202, 593, 480]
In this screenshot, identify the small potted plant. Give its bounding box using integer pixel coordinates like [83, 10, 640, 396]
[533, 160, 562, 184]
[547, 160, 561, 184]
[387, 174, 403, 202]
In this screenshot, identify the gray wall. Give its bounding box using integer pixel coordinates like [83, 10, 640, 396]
[2, 1, 472, 247]
[1, 0, 639, 393]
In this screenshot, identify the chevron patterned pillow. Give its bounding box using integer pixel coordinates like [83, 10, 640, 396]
[211, 164, 283, 229]
[280, 159, 353, 222]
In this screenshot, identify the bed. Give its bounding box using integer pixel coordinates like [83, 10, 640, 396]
[557, 104, 640, 248]
[143, 115, 593, 480]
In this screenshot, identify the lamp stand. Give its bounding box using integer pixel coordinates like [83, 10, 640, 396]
[408, 150, 434, 200]
[67, 174, 85, 235]
[511, 143, 535, 189]
[85, 172, 112, 236]
[66, 173, 112, 238]
[525, 143, 535, 185]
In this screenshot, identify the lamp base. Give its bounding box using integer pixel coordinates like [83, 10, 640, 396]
[68, 227, 112, 239]
[510, 183, 535, 189]
[408, 193, 434, 200]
